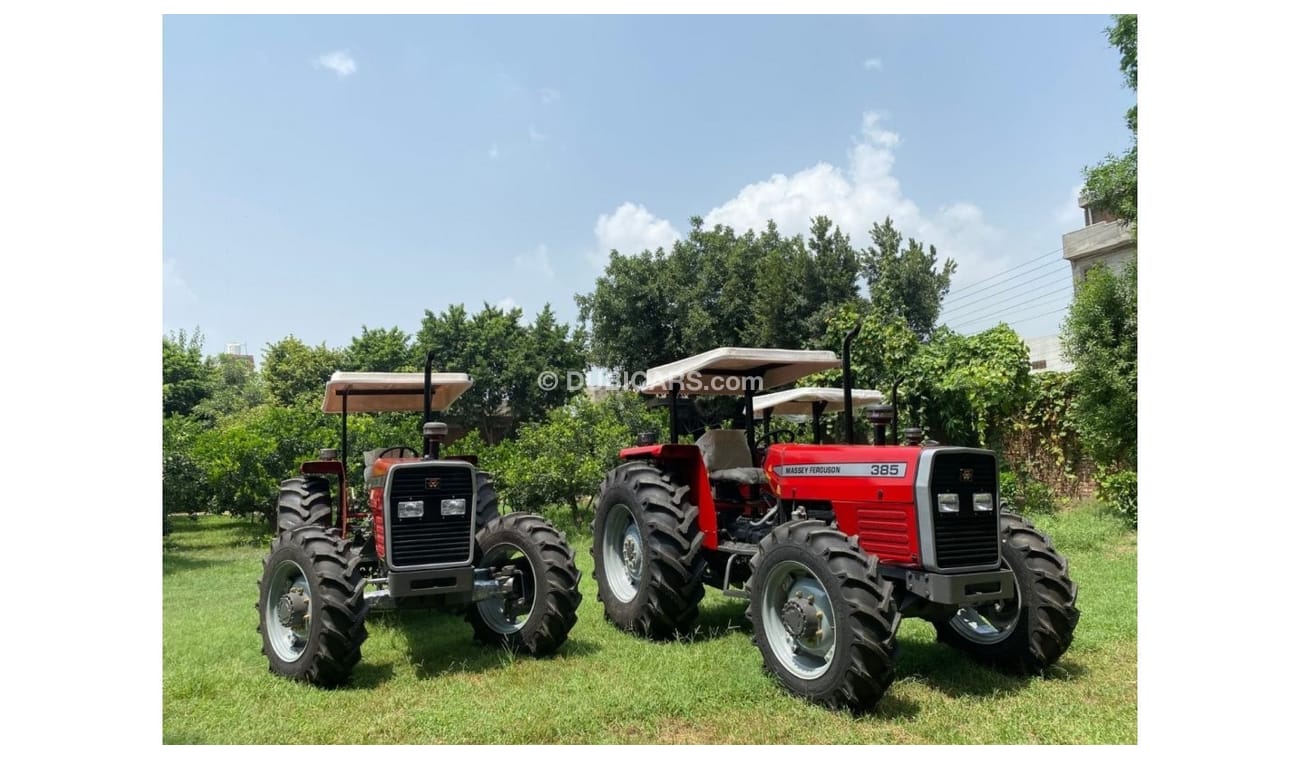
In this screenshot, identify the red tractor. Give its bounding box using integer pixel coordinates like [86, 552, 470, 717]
[591, 329, 1078, 712]
[256, 354, 582, 687]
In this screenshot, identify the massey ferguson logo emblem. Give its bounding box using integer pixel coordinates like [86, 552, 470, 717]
[960, 469, 975, 482]
[424, 478, 441, 489]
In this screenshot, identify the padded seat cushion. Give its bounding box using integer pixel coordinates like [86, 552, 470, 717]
[709, 467, 768, 485]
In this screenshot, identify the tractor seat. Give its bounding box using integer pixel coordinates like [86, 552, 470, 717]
[696, 429, 766, 486]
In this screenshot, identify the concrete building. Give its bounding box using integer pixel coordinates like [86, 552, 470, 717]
[1023, 334, 1071, 373]
[1062, 198, 1136, 284]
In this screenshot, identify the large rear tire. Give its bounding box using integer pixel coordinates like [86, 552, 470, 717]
[276, 476, 333, 534]
[257, 526, 368, 687]
[746, 520, 900, 713]
[591, 461, 707, 639]
[467, 512, 582, 655]
[474, 470, 501, 526]
[934, 512, 1079, 673]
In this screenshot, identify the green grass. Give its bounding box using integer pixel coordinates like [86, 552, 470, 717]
[163, 504, 1136, 744]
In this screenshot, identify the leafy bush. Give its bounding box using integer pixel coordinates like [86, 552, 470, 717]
[1098, 469, 1138, 528]
[163, 415, 207, 519]
[999, 469, 1058, 515]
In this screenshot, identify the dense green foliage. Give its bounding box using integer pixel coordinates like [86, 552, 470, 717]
[860, 218, 956, 340]
[1062, 260, 1137, 469]
[163, 329, 212, 417]
[1098, 469, 1138, 528]
[576, 216, 863, 373]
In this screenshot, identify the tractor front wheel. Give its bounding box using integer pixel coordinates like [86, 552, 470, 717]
[591, 461, 707, 639]
[467, 513, 582, 655]
[934, 512, 1080, 673]
[746, 520, 900, 713]
[256, 527, 368, 687]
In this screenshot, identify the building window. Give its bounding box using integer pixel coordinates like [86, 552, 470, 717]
[1030, 360, 1048, 371]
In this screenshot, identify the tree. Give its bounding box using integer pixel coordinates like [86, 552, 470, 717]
[342, 325, 414, 372]
[1061, 259, 1136, 469]
[163, 328, 213, 417]
[577, 215, 863, 373]
[1081, 14, 1137, 228]
[416, 302, 585, 442]
[908, 325, 1032, 448]
[192, 353, 265, 424]
[490, 393, 667, 527]
[860, 217, 956, 341]
[261, 336, 343, 406]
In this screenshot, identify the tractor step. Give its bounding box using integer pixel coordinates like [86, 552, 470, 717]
[717, 540, 759, 556]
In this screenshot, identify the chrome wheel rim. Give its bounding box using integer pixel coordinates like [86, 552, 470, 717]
[948, 569, 1023, 644]
[761, 560, 836, 680]
[602, 503, 643, 603]
[266, 558, 311, 662]
[475, 542, 539, 635]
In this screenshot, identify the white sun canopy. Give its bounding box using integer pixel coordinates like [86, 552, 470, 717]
[752, 387, 885, 416]
[641, 347, 841, 396]
[321, 371, 474, 414]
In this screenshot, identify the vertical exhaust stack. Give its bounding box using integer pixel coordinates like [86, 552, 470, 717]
[422, 350, 444, 458]
[842, 321, 863, 444]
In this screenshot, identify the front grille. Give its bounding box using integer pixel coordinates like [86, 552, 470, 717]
[387, 464, 475, 568]
[929, 452, 1000, 569]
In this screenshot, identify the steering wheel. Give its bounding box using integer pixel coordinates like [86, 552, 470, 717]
[376, 446, 420, 459]
[758, 430, 797, 447]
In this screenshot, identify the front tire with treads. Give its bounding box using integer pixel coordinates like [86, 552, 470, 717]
[256, 527, 368, 687]
[591, 461, 707, 639]
[746, 520, 901, 713]
[467, 512, 581, 655]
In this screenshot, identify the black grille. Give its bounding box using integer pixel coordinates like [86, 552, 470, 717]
[387, 464, 475, 568]
[929, 452, 1000, 569]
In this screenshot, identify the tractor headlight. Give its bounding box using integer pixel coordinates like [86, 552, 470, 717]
[937, 493, 960, 513]
[440, 498, 467, 517]
[397, 500, 425, 519]
[973, 493, 995, 512]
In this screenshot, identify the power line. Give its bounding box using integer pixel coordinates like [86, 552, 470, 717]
[1005, 305, 1070, 329]
[949, 286, 1074, 330]
[943, 248, 1063, 300]
[944, 258, 1066, 306]
[942, 267, 1071, 319]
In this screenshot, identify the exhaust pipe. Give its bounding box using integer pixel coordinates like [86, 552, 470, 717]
[842, 321, 862, 444]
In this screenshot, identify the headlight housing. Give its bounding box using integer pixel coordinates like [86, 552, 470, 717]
[937, 493, 960, 513]
[973, 492, 995, 512]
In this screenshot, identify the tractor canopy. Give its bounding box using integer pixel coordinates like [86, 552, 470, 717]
[752, 387, 884, 416]
[321, 371, 474, 414]
[640, 347, 841, 396]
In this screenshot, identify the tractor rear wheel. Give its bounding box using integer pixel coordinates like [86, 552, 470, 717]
[276, 476, 333, 534]
[934, 512, 1079, 673]
[591, 461, 707, 639]
[467, 512, 581, 655]
[746, 520, 900, 713]
[474, 470, 501, 527]
[257, 526, 368, 687]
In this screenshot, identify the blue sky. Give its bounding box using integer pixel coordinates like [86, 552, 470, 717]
[163, 14, 1133, 361]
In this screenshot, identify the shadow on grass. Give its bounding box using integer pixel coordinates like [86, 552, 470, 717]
[163, 517, 270, 575]
[361, 608, 602, 684]
[680, 597, 750, 641]
[893, 639, 1091, 699]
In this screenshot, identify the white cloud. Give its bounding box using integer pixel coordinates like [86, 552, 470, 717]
[164, 258, 196, 303]
[513, 244, 555, 279]
[496, 296, 519, 312]
[488, 143, 500, 160]
[313, 50, 357, 78]
[539, 88, 560, 105]
[862, 57, 883, 71]
[1056, 182, 1086, 226]
[528, 126, 547, 142]
[591, 203, 682, 266]
[701, 110, 1007, 288]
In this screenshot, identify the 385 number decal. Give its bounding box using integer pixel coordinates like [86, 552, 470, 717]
[866, 463, 907, 477]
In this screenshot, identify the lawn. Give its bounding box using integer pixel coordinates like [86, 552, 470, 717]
[162, 504, 1136, 744]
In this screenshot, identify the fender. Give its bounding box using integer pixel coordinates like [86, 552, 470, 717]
[619, 444, 720, 549]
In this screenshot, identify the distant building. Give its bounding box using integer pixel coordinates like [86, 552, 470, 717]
[1023, 334, 1072, 373]
[1062, 196, 1136, 284]
[223, 342, 255, 370]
